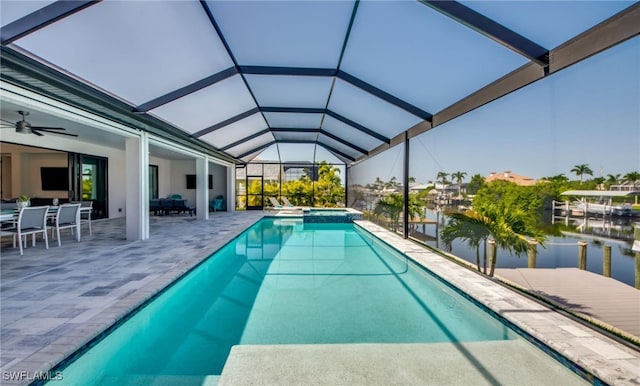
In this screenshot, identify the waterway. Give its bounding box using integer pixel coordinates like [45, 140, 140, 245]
[409, 208, 637, 287]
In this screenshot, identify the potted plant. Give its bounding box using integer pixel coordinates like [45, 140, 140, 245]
[17, 195, 30, 209]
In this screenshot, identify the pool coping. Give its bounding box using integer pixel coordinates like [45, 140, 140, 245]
[354, 220, 640, 385]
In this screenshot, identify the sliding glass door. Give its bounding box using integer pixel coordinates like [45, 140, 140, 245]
[69, 153, 108, 219]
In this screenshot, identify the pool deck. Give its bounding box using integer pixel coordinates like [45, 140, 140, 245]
[0, 214, 638, 385]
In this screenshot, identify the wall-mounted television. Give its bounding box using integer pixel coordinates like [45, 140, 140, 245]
[186, 174, 213, 190]
[40, 167, 69, 191]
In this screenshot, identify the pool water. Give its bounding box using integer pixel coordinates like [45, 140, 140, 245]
[50, 219, 576, 385]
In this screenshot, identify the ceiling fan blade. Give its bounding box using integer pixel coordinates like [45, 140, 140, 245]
[31, 126, 66, 130]
[35, 128, 78, 137]
[0, 118, 15, 125]
[33, 130, 44, 136]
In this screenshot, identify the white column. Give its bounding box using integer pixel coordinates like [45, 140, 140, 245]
[227, 164, 235, 212]
[196, 156, 209, 220]
[125, 133, 149, 240]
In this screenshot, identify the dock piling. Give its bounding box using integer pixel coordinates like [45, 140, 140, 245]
[578, 241, 587, 270]
[603, 245, 611, 277]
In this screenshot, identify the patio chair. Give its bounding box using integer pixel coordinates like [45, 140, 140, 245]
[77, 201, 93, 235]
[150, 199, 162, 215]
[170, 199, 193, 216]
[210, 195, 225, 212]
[8, 206, 49, 255]
[268, 197, 283, 208]
[281, 197, 296, 207]
[50, 204, 81, 246]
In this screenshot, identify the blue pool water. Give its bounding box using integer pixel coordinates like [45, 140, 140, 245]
[53, 219, 548, 385]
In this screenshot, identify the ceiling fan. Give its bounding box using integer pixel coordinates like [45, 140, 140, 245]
[0, 110, 78, 137]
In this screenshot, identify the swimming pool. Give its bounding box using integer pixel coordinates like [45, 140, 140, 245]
[48, 218, 585, 385]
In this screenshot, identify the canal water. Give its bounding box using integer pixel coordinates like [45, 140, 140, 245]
[411, 209, 637, 287]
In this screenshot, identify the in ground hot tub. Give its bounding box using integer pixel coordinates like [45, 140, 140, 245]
[303, 208, 363, 223]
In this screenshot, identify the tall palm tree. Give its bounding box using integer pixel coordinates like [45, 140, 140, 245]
[436, 171, 449, 189]
[384, 176, 398, 190]
[373, 177, 384, 191]
[570, 164, 593, 183]
[451, 171, 467, 197]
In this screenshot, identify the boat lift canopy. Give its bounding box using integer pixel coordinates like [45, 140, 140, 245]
[561, 190, 640, 197]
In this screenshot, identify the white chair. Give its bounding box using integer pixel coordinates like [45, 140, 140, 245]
[9, 206, 49, 255]
[268, 197, 283, 208]
[281, 197, 296, 207]
[75, 200, 93, 235]
[50, 204, 81, 247]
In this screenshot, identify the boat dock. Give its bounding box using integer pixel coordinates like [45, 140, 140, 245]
[554, 189, 639, 217]
[495, 268, 640, 339]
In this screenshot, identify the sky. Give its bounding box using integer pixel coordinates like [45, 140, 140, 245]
[350, 35, 639, 184]
[1, 0, 637, 186]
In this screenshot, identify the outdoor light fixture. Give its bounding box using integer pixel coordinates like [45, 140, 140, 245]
[15, 119, 33, 134]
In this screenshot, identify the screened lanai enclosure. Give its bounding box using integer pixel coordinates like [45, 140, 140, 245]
[1, 1, 638, 220]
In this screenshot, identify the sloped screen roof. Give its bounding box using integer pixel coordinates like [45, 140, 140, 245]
[1, 0, 636, 164]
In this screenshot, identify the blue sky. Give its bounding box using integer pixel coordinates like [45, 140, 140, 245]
[251, 1, 639, 183]
[351, 35, 639, 184]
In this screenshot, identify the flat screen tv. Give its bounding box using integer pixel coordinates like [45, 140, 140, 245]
[40, 167, 69, 191]
[186, 174, 213, 189]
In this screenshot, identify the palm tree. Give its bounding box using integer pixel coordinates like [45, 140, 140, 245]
[482, 205, 545, 277]
[436, 171, 449, 186]
[374, 193, 403, 231]
[451, 171, 467, 197]
[623, 171, 640, 184]
[440, 207, 545, 276]
[441, 210, 490, 272]
[384, 176, 398, 190]
[605, 174, 621, 189]
[570, 164, 593, 183]
[373, 177, 384, 191]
